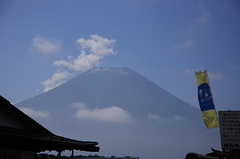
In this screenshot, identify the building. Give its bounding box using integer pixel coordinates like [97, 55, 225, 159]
[0, 95, 99, 159]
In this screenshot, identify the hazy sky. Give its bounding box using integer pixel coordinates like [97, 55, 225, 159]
[1, 0, 240, 112]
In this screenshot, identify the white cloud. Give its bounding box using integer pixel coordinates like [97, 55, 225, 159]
[41, 69, 72, 92]
[208, 71, 224, 80]
[54, 35, 116, 71]
[77, 35, 116, 56]
[196, 16, 209, 23]
[73, 104, 134, 124]
[41, 35, 116, 92]
[148, 114, 185, 122]
[148, 114, 160, 121]
[54, 51, 102, 71]
[72, 102, 86, 109]
[148, 114, 168, 122]
[173, 115, 185, 121]
[31, 35, 61, 54]
[18, 107, 51, 118]
[195, 3, 212, 24]
[182, 68, 192, 75]
[170, 38, 196, 51]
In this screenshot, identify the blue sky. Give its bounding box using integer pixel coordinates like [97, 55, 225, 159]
[1, 0, 240, 112]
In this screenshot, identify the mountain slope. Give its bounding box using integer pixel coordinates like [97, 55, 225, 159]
[15, 67, 221, 159]
[17, 67, 199, 121]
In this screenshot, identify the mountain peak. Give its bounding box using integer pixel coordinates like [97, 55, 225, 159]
[85, 67, 131, 76]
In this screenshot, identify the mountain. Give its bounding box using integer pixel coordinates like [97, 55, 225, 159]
[15, 67, 221, 159]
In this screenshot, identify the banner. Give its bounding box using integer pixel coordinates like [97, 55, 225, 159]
[195, 70, 219, 129]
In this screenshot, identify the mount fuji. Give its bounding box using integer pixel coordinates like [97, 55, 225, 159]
[15, 67, 221, 159]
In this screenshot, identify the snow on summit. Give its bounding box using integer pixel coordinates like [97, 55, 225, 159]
[86, 67, 130, 76]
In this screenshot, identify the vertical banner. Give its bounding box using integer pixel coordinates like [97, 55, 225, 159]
[195, 70, 219, 129]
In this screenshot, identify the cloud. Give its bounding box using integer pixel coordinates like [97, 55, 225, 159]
[182, 68, 192, 75]
[77, 35, 116, 56]
[174, 115, 185, 121]
[196, 11, 211, 24]
[41, 35, 116, 92]
[31, 35, 62, 54]
[54, 35, 116, 71]
[54, 52, 101, 71]
[41, 69, 72, 92]
[148, 114, 160, 121]
[170, 38, 196, 51]
[148, 114, 185, 122]
[72, 102, 86, 109]
[208, 71, 224, 80]
[18, 107, 51, 118]
[73, 104, 134, 124]
[195, 2, 212, 24]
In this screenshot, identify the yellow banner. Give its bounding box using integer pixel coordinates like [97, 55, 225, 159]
[201, 109, 219, 129]
[195, 70, 209, 86]
[195, 70, 219, 129]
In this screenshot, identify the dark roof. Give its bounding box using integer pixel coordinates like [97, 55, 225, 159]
[0, 96, 99, 152]
[0, 126, 99, 152]
[0, 95, 53, 135]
